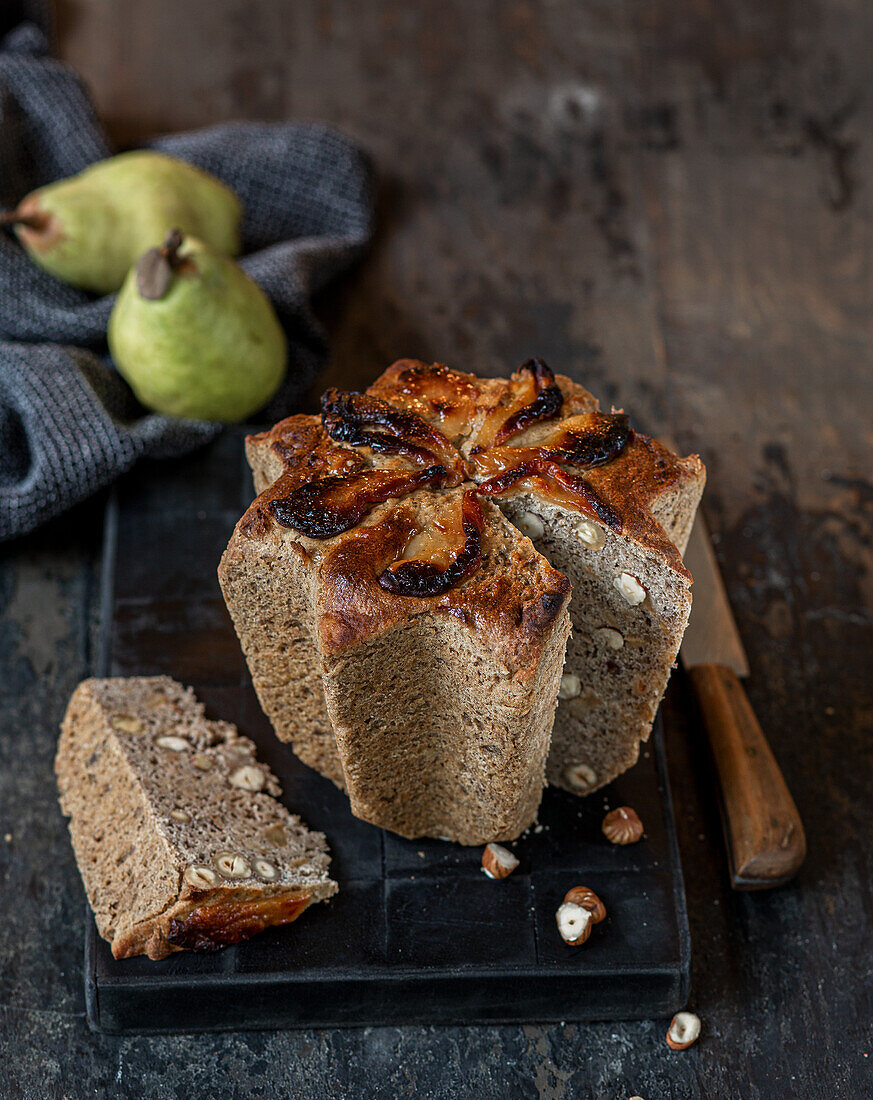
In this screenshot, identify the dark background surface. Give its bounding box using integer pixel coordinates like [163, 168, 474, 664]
[1, 0, 872, 1096]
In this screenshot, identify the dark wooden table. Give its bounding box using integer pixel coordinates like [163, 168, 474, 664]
[2, 1, 871, 1096]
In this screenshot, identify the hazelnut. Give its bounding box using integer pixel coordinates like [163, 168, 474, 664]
[169, 809, 191, 824]
[602, 806, 644, 845]
[112, 715, 144, 734]
[558, 673, 581, 700]
[666, 1011, 701, 1050]
[576, 519, 606, 550]
[263, 824, 288, 847]
[229, 765, 266, 792]
[254, 859, 279, 881]
[516, 510, 545, 540]
[191, 753, 213, 770]
[556, 900, 593, 945]
[593, 627, 624, 650]
[184, 865, 219, 889]
[563, 885, 606, 924]
[215, 852, 251, 879]
[564, 762, 597, 792]
[481, 842, 520, 880]
[154, 735, 190, 752]
[614, 572, 646, 606]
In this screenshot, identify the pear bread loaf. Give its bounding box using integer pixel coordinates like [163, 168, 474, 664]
[219, 358, 704, 841]
[56, 676, 337, 961]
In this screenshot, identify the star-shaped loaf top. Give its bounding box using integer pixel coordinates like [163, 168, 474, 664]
[236, 358, 699, 662]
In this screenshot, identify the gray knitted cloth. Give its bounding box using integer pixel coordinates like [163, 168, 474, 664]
[0, 23, 373, 540]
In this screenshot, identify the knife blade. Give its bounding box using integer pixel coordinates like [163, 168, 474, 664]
[680, 513, 749, 677]
[679, 511, 806, 889]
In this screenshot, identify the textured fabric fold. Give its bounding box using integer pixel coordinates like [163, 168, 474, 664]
[0, 23, 373, 540]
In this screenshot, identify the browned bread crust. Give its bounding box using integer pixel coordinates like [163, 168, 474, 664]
[55, 677, 337, 960]
[219, 359, 703, 836]
[368, 360, 701, 574]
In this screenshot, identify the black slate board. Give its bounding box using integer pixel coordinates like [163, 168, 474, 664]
[86, 430, 691, 1033]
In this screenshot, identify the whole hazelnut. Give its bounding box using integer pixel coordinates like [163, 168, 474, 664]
[602, 806, 644, 845]
[563, 885, 606, 924]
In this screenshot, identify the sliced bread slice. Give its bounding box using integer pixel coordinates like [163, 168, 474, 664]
[55, 676, 337, 960]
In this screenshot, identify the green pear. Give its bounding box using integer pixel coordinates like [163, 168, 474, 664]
[1, 152, 242, 295]
[108, 230, 286, 423]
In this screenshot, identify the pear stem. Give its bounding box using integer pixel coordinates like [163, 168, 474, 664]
[135, 228, 193, 300]
[0, 209, 49, 231]
[161, 228, 185, 269]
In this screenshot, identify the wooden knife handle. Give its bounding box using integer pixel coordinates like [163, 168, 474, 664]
[688, 664, 806, 889]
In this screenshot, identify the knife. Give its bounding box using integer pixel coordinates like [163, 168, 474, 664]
[680, 511, 806, 889]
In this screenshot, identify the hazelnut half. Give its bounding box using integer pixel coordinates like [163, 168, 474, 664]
[602, 806, 644, 845]
[154, 735, 190, 752]
[112, 715, 144, 734]
[666, 1011, 701, 1050]
[564, 762, 597, 793]
[215, 852, 251, 879]
[556, 900, 593, 946]
[516, 511, 545, 540]
[563, 885, 606, 924]
[576, 519, 606, 550]
[558, 673, 581, 701]
[184, 865, 219, 889]
[263, 824, 288, 847]
[229, 765, 266, 792]
[481, 842, 519, 880]
[254, 859, 279, 881]
[593, 627, 624, 650]
[614, 572, 646, 606]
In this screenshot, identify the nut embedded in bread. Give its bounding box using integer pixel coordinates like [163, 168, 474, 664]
[55, 676, 337, 960]
[219, 358, 703, 843]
